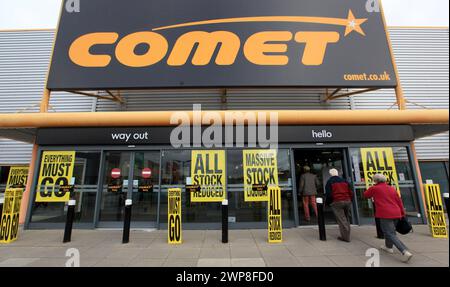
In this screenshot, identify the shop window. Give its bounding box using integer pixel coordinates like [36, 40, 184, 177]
[419, 161, 449, 210]
[350, 147, 421, 224]
[30, 151, 101, 224]
[227, 149, 295, 225]
[160, 150, 221, 224]
[131, 151, 160, 222]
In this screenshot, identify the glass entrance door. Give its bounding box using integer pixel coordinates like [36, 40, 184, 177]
[131, 151, 160, 227]
[98, 151, 160, 227]
[293, 149, 349, 226]
[99, 151, 131, 224]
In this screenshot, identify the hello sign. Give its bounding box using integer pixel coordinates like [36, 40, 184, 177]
[47, 0, 396, 90]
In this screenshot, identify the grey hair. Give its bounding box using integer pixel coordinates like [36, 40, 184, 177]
[303, 166, 311, 172]
[329, 169, 339, 176]
[373, 174, 387, 183]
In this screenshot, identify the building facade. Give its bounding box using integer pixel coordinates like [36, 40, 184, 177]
[0, 27, 448, 229]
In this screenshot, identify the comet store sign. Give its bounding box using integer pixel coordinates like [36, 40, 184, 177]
[168, 188, 182, 244]
[190, 150, 226, 202]
[424, 184, 448, 238]
[0, 167, 29, 243]
[243, 149, 278, 201]
[35, 151, 75, 202]
[360, 147, 400, 192]
[268, 186, 282, 243]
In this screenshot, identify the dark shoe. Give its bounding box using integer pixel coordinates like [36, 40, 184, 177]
[337, 236, 350, 242]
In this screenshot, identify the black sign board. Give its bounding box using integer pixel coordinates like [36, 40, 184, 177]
[59, 185, 75, 196]
[185, 185, 201, 194]
[252, 184, 268, 194]
[48, 0, 396, 90]
[138, 183, 154, 193]
[36, 125, 415, 146]
[107, 184, 123, 193]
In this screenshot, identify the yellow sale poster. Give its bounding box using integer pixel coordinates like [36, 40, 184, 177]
[35, 151, 75, 202]
[190, 150, 226, 202]
[243, 149, 278, 202]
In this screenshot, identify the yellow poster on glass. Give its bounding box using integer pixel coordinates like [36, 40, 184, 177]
[424, 184, 448, 238]
[6, 166, 29, 189]
[35, 151, 75, 202]
[168, 188, 182, 244]
[360, 147, 400, 193]
[243, 149, 278, 202]
[268, 186, 282, 243]
[190, 150, 226, 202]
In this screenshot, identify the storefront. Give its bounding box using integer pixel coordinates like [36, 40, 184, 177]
[21, 124, 428, 230]
[0, 0, 448, 232]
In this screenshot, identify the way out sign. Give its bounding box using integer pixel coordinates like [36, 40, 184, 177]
[268, 186, 282, 243]
[425, 184, 448, 238]
[168, 188, 182, 244]
[190, 150, 226, 202]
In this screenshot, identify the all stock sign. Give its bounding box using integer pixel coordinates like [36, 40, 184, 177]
[48, 0, 396, 90]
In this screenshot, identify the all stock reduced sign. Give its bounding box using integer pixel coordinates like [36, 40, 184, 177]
[47, 0, 397, 90]
[190, 150, 226, 202]
[425, 184, 448, 238]
[268, 186, 282, 243]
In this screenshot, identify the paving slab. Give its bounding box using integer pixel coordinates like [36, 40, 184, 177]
[0, 225, 447, 267]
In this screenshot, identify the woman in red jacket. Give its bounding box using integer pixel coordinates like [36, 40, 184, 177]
[364, 174, 413, 263]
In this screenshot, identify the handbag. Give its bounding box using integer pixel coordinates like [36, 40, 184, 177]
[396, 217, 413, 235]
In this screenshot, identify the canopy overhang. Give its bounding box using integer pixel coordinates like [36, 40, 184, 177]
[0, 109, 448, 144]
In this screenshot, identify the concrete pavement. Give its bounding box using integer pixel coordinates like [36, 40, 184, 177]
[0, 225, 448, 267]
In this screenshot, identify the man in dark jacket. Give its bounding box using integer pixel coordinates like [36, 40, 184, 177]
[325, 169, 353, 242]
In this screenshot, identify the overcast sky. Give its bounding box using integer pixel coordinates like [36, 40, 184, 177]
[0, 0, 448, 29]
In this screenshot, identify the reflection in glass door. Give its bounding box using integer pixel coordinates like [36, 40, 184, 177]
[99, 151, 130, 222]
[131, 152, 160, 225]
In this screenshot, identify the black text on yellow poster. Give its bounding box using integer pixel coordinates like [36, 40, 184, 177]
[168, 188, 182, 244]
[243, 149, 278, 202]
[360, 148, 400, 193]
[425, 184, 448, 238]
[35, 151, 75, 202]
[268, 186, 282, 243]
[0, 188, 23, 243]
[0, 166, 29, 243]
[190, 150, 226, 202]
[6, 166, 29, 189]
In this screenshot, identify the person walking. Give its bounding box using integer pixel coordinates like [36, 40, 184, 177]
[364, 173, 413, 263]
[325, 168, 353, 242]
[298, 166, 319, 222]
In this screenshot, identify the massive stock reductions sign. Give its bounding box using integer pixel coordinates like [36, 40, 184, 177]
[243, 150, 278, 202]
[47, 0, 396, 90]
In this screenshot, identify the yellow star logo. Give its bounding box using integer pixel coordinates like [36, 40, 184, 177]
[344, 10, 367, 37]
